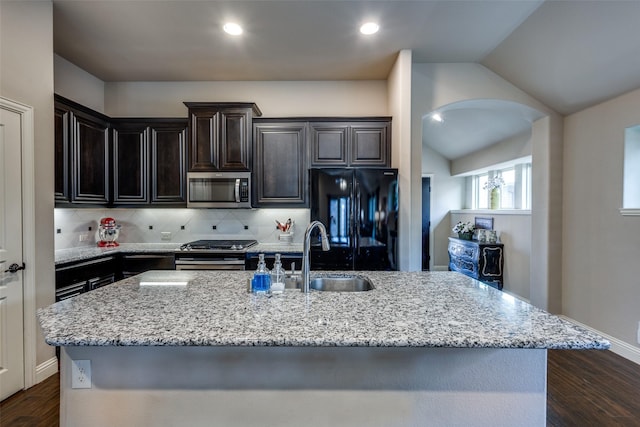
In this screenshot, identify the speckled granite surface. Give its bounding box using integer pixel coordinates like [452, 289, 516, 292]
[55, 243, 182, 265]
[249, 243, 303, 253]
[38, 271, 609, 349]
[55, 242, 302, 265]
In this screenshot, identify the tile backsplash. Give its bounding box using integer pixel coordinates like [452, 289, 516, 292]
[55, 208, 310, 250]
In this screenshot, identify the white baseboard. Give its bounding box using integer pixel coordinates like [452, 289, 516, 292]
[559, 316, 640, 366]
[35, 357, 58, 384]
[432, 265, 449, 271]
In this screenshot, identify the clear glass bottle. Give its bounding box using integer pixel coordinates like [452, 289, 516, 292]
[270, 253, 286, 294]
[252, 253, 271, 293]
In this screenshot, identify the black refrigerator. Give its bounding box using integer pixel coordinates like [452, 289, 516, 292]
[309, 168, 399, 270]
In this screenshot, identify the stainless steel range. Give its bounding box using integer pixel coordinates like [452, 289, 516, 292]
[174, 239, 257, 270]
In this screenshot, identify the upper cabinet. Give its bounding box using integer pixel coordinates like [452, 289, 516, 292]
[310, 119, 391, 168]
[184, 102, 262, 172]
[111, 119, 188, 206]
[55, 96, 110, 206]
[253, 121, 307, 207]
[55, 95, 187, 208]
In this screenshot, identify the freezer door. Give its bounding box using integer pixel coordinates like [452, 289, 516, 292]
[354, 169, 399, 270]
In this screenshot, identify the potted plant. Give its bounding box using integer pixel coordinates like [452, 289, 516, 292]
[483, 176, 505, 209]
[452, 221, 475, 240]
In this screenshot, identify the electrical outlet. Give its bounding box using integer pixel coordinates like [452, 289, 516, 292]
[78, 233, 89, 242]
[161, 231, 172, 241]
[71, 359, 92, 389]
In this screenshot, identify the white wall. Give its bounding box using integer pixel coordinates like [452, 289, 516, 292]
[450, 211, 532, 300]
[0, 0, 56, 369]
[412, 63, 563, 311]
[422, 148, 463, 269]
[54, 54, 105, 113]
[451, 131, 532, 176]
[104, 80, 388, 118]
[54, 208, 310, 250]
[389, 50, 418, 271]
[563, 87, 640, 350]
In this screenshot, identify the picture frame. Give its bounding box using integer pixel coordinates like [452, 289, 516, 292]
[475, 216, 494, 230]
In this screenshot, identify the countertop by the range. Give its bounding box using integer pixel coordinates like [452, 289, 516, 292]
[55, 242, 304, 266]
[37, 270, 609, 350]
[55, 243, 182, 265]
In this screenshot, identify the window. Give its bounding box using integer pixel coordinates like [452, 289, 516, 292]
[470, 163, 531, 210]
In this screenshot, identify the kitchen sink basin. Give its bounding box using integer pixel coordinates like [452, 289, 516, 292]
[284, 274, 374, 292]
[310, 276, 374, 292]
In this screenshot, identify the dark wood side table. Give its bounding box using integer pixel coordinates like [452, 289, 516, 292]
[448, 237, 504, 290]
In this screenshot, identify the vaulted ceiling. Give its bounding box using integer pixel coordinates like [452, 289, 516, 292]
[53, 0, 640, 159]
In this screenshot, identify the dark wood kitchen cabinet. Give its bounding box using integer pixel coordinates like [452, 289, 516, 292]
[185, 102, 262, 172]
[111, 119, 188, 206]
[309, 119, 391, 167]
[54, 104, 71, 203]
[55, 95, 110, 206]
[55, 256, 118, 301]
[252, 121, 308, 207]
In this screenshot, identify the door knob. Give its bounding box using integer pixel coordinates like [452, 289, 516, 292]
[4, 262, 25, 273]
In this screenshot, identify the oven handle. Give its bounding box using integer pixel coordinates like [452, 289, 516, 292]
[235, 178, 241, 203]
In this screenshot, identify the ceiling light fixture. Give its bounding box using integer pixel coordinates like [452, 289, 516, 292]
[360, 22, 379, 35]
[223, 23, 243, 36]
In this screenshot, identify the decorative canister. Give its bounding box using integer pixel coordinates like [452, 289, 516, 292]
[486, 230, 498, 243]
[476, 229, 486, 242]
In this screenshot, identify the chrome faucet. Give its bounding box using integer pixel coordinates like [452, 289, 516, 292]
[302, 220, 330, 293]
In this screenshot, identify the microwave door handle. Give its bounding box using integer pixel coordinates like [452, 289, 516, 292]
[235, 178, 241, 203]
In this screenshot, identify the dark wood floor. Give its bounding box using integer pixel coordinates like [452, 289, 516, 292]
[1, 350, 639, 426]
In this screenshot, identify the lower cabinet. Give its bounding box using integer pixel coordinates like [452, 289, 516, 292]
[55, 253, 176, 300]
[447, 237, 504, 290]
[55, 256, 118, 301]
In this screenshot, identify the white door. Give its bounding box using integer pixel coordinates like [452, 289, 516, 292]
[0, 101, 25, 400]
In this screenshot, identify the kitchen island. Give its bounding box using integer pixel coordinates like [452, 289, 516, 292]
[38, 271, 608, 427]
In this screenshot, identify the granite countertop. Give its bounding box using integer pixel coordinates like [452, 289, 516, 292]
[55, 243, 182, 265]
[55, 243, 303, 266]
[37, 270, 609, 350]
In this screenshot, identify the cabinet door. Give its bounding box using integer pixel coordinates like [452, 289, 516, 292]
[188, 108, 219, 171]
[71, 112, 110, 204]
[309, 122, 349, 167]
[219, 109, 251, 171]
[253, 122, 307, 207]
[350, 121, 390, 167]
[54, 104, 71, 203]
[151, 121, 187, 204]
[112, 123, 149, 204]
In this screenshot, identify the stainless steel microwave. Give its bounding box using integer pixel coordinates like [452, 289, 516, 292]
[187, 172, 251, 208]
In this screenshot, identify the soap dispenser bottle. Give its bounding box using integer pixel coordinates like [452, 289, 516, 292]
[252, 253, 271, 293]
[270, 253, 286, 294]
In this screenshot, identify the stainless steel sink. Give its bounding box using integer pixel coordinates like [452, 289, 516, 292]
[284, 274, 374, 292]
[310, 276, 374, 292]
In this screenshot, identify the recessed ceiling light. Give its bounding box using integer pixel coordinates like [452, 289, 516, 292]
[360, 22, 379, 35]
[223, 23, 243, 36]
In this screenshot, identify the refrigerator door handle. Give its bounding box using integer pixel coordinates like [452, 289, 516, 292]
[354, 181, 360, 256]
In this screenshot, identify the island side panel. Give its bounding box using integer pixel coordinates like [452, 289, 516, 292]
[60, 346, 547, 427]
